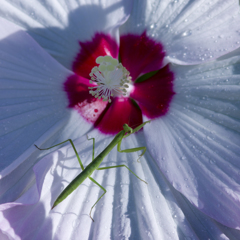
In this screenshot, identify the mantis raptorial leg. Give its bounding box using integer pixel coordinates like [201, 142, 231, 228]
[35, 120, 150, 221]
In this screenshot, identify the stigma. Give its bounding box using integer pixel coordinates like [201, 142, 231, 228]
[89, 55, 131, 103]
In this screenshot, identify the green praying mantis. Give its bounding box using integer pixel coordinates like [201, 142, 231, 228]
[35, 120, 150, 221]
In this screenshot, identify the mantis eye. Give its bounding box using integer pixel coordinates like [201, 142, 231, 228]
[122, 124, 133, 134]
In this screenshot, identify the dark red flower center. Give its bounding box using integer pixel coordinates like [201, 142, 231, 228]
[64, 32, 175, 134]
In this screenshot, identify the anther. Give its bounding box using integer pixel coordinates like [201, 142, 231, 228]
[89, 55, 131, 102]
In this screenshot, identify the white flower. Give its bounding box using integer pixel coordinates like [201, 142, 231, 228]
[0, 0, 240, 239]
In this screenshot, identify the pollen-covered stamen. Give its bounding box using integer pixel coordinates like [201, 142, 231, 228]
[89, 55, 132, 103]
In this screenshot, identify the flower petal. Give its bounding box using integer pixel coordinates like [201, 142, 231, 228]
[144, 55, 240, 228]
[1, 132, 240, 239]
[0, 0, 132, 69]
[0, 18, 92, 178]
[130, 65, 175, 118]
[121, 0, 240, 64]
[73, 33, 119, 79]
[64, 74, 108, 123]
[120, 32, 165, 81]
[95, 97, 143, 134]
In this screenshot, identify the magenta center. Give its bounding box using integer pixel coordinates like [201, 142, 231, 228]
[64, 32, 175, 134]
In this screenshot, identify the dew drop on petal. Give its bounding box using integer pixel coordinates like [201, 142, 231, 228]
[150, 23, 157, 29]
[181, 30, 192, 37]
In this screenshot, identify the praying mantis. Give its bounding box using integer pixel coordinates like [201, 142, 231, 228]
[35, 120, 150, 221]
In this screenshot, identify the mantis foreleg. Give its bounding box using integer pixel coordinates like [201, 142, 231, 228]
[117, 141, 146, 162]
[119, 121, 150, 162]
[124, 120, 151, 138]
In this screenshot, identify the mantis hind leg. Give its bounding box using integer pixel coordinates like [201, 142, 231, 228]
[87, 135, 95, 161]
[88, 177, 106, 222]
[35, 139, 85, 171]
[88, 164, 147, 221]
[97, 165, 147, 184]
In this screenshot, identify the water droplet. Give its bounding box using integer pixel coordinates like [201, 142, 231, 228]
[72, 219, 80, 228]
[209, 159, 216, 164]
[157, 104, 164, 109]
[150, 23, 157, 29]
[207, 136, 212, 140]
[181, 30, 192, 37]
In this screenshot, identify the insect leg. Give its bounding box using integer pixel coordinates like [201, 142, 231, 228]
[35, 139, 85, 171]
[97, 165, 147, 184]
[124, 120, 151, 138]
[87, 135, 95, 161]
[117, 138, 146, 162]
[88, 177, 107, 222]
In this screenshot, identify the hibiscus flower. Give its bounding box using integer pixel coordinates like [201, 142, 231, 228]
[0, 0, 240, 239]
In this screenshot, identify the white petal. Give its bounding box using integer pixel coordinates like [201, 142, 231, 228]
[121, 0, 240, 64]
[1, 131, 240, 239]
[144, 55, 240, 228]
[0, 18, 92, 179]
[0, 0, 133, 69]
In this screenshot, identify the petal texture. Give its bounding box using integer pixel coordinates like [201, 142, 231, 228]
[120, 32, 165, 81]
[120, 0, 240, 64]
[0, 18, 92, 181]
[0, 0, 132, 69]
[130, 65, 175, 118]
[95, 97, 143, 134]
[1, 132, 240, 239]
[64, 74, 108, 123]
[73, 33, 118, 79]
[144, 55, 240, 228]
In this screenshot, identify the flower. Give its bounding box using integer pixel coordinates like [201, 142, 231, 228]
[64, 31, 175, 134]
[0, 0, 240, 239]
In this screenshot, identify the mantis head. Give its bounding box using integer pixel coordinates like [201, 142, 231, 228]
[123, 124, 133, 134]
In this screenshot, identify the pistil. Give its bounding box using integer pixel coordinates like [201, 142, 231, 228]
[89, 55, 131, 102]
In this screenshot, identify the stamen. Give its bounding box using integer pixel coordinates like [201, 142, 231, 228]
[89, 55, 132, 103]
